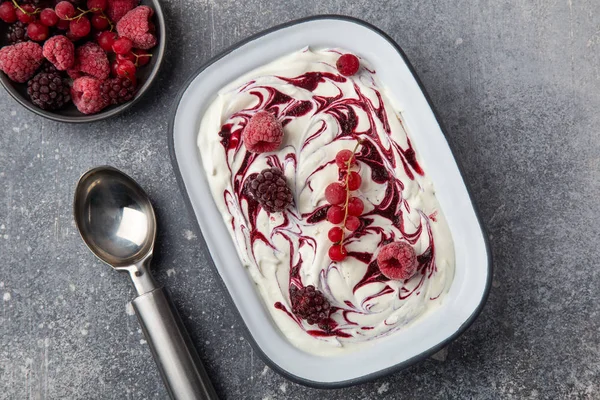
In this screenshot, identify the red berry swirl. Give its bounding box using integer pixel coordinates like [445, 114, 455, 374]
[198, 48, 455, 355]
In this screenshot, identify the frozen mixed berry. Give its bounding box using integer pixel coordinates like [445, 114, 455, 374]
[106, 0, 137, 23]
[328, 244, 347, 262]
[96, 31, 117, 52]
[5, 21, 27, 44]
[55, 1, 75, 20]
[326, 205, 344, 224]
[377, 242, 418, 281]
[71, 76, 109, 114]
[116, 5, 156, 49]
[26, 21, 50, 42]
[101, 76, 136, 105]
[132, 49, 151, 66]
[69, 16, 91, 38]
[16, 4, 36, 24]
[114, 59, 136, 81]
[242, 111, 284, 153]
[328, 226, 343, 243]
[347, 197, 364, 216]
[39, 8, 59, 27]
[336, 54, 360, 76]
[290, 285, 331, 326]
[73, 42, 110, 79]
[0, 41, 44, 83]
[42, 35, 75, 70]
[90, 13, 109, 30]
[325, 182, 346, 205]
[0, 1, 17, 23]
[245, 168, 293, 213]
[27, 71, 70, 110]
[87, 0, 107, 12]
[112, 37, 133, 54]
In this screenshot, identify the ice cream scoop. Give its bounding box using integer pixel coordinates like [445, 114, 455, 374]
[73, 166, 218, 400]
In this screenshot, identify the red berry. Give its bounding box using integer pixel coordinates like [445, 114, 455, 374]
[347, 197, 364, 216]
[133, 49, 151, 66]
[116, 52, 135, 63]
[329, 245, 347, 262]
[328, 227, 343, 243]
[377, 242, 418, 281]
[116, 5, 157, 49]
[16, 5, 36, 23]
[39, 8, 59, 26]
[336, 54, 360, 76]
[345, 216, 360, 231]
[325, 182, 346, 205]
[87, 0, 107, 12]
[347, 171, 362, 191]
[326, 205, 344, 224]
[112, 37, 133, 54]
[55, 1, 75, 20]
[27, 22, 49, 42]
[115, 59, 136, 80]
[0, 2, 17, 23]
[97, 31, 117, 52]
[335, 149, 355, 169]
[91, 14, 109, 30]
[56, 18, 69, 30]
[69, 17, 91, 38]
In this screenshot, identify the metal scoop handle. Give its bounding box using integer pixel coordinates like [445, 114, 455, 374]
[132, 287, 219, 400]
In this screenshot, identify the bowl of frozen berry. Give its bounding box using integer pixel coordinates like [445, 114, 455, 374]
[0, 0, 165, 122]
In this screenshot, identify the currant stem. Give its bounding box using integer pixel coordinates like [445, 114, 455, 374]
[11, 0, 40, 16]
[339, 139, 363, 248]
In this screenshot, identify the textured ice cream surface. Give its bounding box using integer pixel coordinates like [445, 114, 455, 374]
[197, 47, 455, 356]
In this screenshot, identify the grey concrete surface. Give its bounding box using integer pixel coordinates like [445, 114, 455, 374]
[1, 1, 599, 399]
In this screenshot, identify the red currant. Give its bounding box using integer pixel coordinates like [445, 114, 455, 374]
[325, 182, 346, 205]
[347, 171, 362, 191]
[27, 22, 49, 42]
[326, 205, 344, 224]
[16, 5, 36, 23]
[0, 1, 17, 23]
[112, 37, 133, 55]
[115, 59, 136, 80]
[345, 216, 360, 231]
[347, 197, 364, 216]
[56, 18, 69, 30]
[329, 245, 347, 262]
[90, 14, 109, 30]
[133, 49, 151, 66]
[117, 52, 135, 63]
[69, 16, 91, 38]
[336, 54, 360, 76]
[335, 149, 355, 169]
[87, 0, 107, 12]
[39, 8, 58, 27]
[328, 227, 344, 243]
[55, 1, 75, 20]
[97, 31, 117, 52]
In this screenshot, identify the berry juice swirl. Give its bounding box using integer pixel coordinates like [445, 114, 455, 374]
[198, 48, 455, 355]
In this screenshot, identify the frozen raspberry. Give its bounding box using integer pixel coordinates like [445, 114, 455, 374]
[377, 242, 418, 281]
[101, 76, 136, 105]
[107, 0, 137, 23]
[290, 285, 331, 326]
[72, 42, 110, 79]
[325, 182, 346, 205]
[245, 168, 293, 213]
[242, 111, 284, 153]
[42, 35, 75, 70]
[27, 71, 70, 110]
[71, 76, 109, 114]
[116, 5, 156, 49]
[0, 41, 44, 83]
[336, 54, 360, 76]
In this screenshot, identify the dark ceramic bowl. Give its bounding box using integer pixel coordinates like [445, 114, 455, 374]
[0, 0, 165, 123]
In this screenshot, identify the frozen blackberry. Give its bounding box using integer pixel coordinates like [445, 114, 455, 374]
[101, 77, 136, 105]
[27, 71, 70, 110]
[290, 285, 331, 326]
[5, 22, 27, 45]
[40, 60, 58, 73]
[245, 168, 293, 213]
